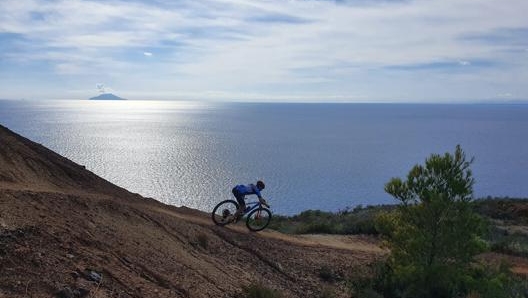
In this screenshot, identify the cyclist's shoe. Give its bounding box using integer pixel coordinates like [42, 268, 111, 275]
[224, 215, 235, 223]
[233, 216, 239, 223]
[233, 214, 242, 223]
[223, 214, 241, 223]
[222, 209, 231, 218]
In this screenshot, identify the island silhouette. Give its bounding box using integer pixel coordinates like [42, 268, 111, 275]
[89, 93, 126, 100]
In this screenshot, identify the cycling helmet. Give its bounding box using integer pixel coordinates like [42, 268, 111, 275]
[256, 180, 265, 190]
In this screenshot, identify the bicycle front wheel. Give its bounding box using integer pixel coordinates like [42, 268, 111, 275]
[211, 200, 239, 226]
[246, 208, 272, 231]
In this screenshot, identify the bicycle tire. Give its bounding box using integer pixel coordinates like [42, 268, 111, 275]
[246, 207, 272, 231]
[211, 200, 239, 226]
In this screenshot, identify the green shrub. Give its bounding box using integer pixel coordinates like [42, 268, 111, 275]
[240, 283, 283, 298]
[376, 145, 502, 297]
[268, 205, 394, 235]
[473, 197, 528, 224]
[196, 233, 208, 249]
[318, 265, 341, 282]
[295, 222, 337, 234]
[491, 232, 528, 257]
[346, 261, 387, 298]
[318, 287, 337, 298]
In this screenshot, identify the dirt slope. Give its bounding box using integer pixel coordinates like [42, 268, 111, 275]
[0, 124, 384, 298]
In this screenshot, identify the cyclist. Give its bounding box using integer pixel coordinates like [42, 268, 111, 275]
[232, 180, 267, 222]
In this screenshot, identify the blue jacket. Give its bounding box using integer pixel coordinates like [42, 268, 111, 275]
[234, 184, 263, 198]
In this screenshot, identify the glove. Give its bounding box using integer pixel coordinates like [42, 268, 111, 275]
[259, 197, 269, 207]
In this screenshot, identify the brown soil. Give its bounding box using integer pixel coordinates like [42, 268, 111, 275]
[0, 124, 385, 298]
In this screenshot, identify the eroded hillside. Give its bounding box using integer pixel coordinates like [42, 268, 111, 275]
[0, 125, 384, 298]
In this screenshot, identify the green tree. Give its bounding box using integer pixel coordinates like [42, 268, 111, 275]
[376, 145, 489, 297]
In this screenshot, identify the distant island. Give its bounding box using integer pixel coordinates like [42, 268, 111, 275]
[89, 93, 126, 100]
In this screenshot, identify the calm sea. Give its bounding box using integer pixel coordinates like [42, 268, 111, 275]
[1, 100, 527, 214]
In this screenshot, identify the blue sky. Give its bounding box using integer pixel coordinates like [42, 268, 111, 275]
[0, 0, 527, 102]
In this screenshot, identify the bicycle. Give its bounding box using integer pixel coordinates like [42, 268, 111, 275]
[211, 199, 272, 232]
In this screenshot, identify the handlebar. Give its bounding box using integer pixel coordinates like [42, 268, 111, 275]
[247, 199, 270, 208]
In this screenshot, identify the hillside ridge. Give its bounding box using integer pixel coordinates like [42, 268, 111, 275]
[0, 124, 383, 298]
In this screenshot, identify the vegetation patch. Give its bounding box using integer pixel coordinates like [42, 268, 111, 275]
[490, 231, 528, 257]
[318, 265, 342, 282]
[473, 197, 528, 224]
[196, 232, 208, 250]
[239, 283, 283, 298]
[269, 205, 395, 235]
[266, 146, 528, 297]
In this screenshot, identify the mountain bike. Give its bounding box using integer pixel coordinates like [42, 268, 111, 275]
[211, 199, 272, 232]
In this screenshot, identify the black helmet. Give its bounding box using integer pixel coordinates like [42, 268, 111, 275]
[256, 180, 265, 190]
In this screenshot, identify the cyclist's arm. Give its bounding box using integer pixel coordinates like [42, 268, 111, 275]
[251, 184, 263, 199]
[259, 197, 269, 207]
[251, 185, 269, 206]
[255, 191, 268, 205]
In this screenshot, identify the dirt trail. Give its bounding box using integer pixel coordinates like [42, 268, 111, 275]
[152, 205, 384, 253]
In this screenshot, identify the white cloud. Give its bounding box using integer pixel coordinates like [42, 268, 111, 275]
[0, 0, 527, 101]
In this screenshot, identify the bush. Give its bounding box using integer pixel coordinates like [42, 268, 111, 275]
[196, 233, 208, 249]
[296, 222, 336, 234]
[375, 145, 509, 297]
[239, 283, 283, 298]
[318, 265, 341, 282]
[268, 205, 394, 235]
[491, 232, 528, 257]
[318, 287, 337, 298]
[346, 261, 386, 298]
[473, 197, 528, 224]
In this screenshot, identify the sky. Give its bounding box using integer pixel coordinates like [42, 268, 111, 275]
[0, 0, 527, 102]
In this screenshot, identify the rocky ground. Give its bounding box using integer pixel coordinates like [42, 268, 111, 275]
[0, 124, 385, 298]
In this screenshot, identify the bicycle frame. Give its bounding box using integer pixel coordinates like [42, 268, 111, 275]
[243, 200, 264, 215]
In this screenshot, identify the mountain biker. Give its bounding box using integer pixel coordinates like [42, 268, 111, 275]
[232, 180, 267, 222]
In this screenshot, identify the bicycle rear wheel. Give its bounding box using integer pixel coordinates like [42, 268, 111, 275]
[211, 200, 239, 226]
[246, 208, 272, 231]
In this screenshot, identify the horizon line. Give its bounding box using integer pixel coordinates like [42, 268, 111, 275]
[1, 97, 528, 105]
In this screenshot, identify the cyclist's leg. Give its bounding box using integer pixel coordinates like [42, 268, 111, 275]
[232, 187, 245, 221]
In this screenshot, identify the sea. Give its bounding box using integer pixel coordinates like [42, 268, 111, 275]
[1, 99, 527, 215]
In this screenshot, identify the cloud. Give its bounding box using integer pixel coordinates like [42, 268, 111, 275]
[95, 83, 116, 94]
[0, 0, 527, 101]
[497, 92, 513, 98]
[96, 84, 106, 93]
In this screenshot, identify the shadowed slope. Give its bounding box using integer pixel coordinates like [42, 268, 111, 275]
[0, 125, 132, 197]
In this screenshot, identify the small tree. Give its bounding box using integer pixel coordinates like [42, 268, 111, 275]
[376, 145, 488, 297]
